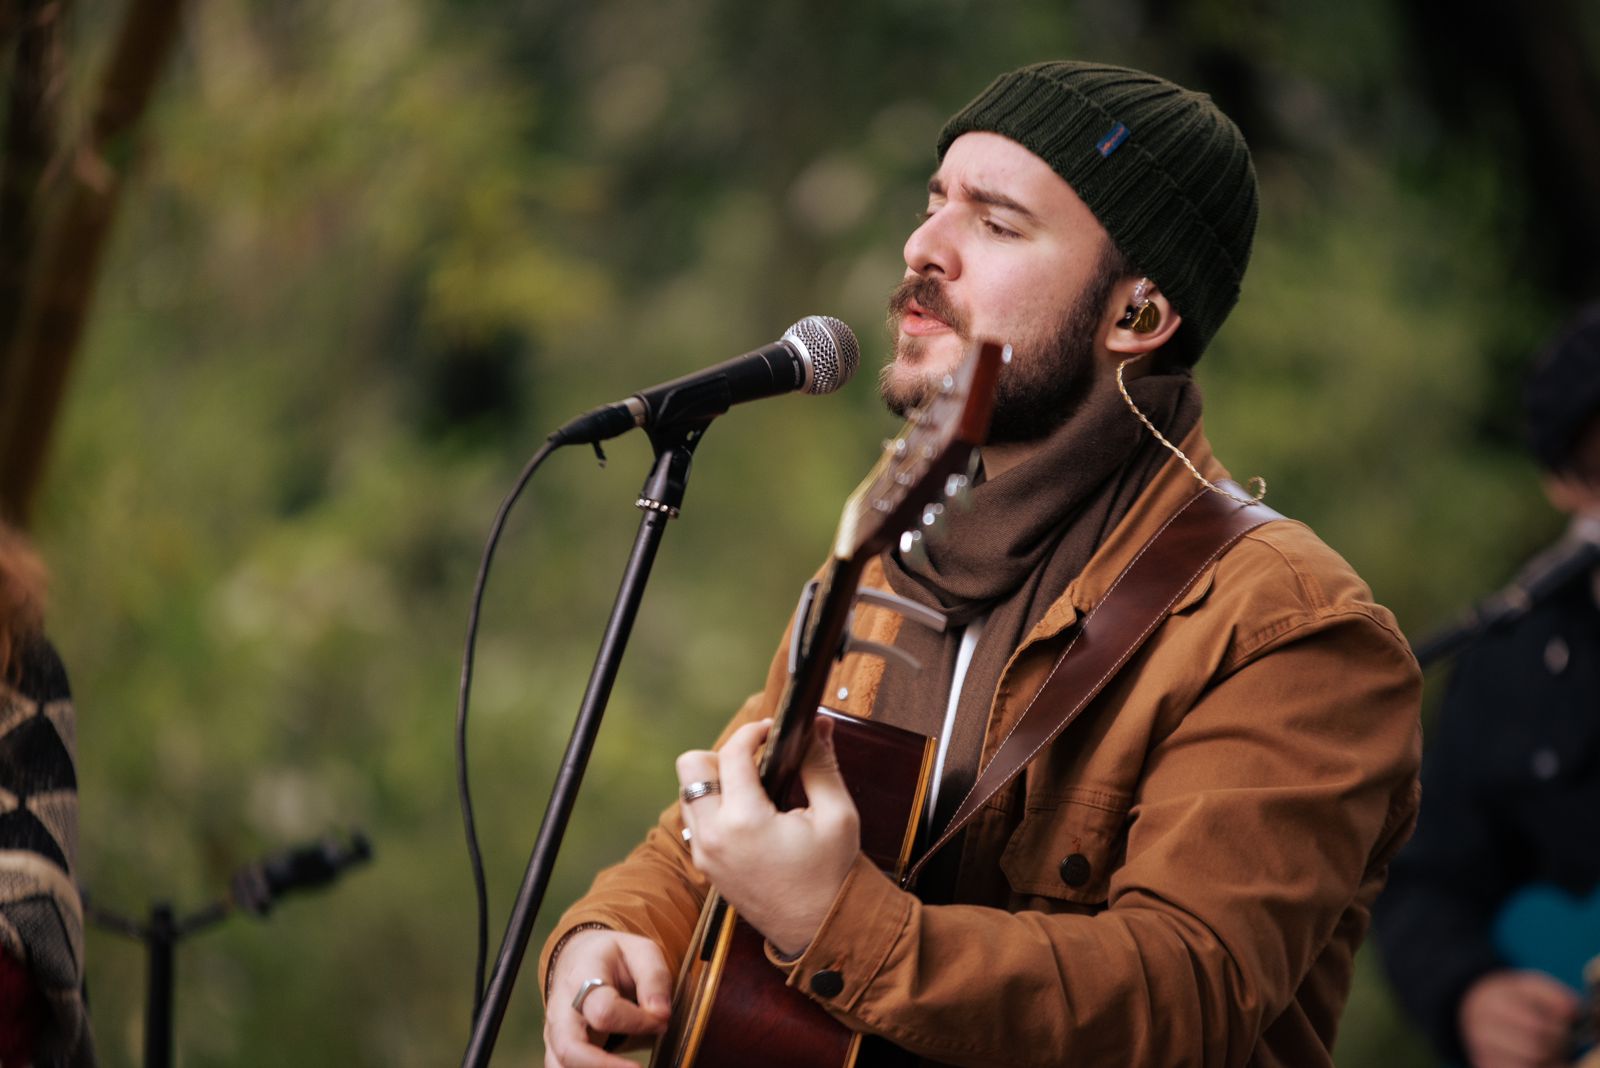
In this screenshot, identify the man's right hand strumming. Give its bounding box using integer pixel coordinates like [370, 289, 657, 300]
[543, 928, 672, 1068]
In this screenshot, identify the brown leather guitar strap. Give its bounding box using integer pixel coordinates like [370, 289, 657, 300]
[904, 481, 1284, 886]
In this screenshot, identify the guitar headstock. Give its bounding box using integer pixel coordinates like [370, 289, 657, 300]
[834, 339, 1006, 563]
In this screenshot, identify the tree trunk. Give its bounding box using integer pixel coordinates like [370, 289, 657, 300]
[0, 0, 64, 457]
[0, 0, 187, 527]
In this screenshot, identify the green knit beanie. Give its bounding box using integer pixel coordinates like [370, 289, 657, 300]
[938, 61, 1258, 364]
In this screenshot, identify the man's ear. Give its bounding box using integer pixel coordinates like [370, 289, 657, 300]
[1105, 277, 1182, 361]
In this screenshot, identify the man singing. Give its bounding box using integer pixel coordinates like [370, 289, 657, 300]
[539, 61, 1423, 1067]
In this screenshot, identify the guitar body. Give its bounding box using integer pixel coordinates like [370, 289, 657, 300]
[1491, 882, 1600, 1062]
[1492, 881, 1600, 994]
[652, 708, 934, 1068]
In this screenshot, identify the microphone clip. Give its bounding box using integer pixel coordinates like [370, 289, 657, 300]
[635, 422, 707, 519]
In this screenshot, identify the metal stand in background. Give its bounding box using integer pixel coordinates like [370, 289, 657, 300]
[462, 422, 706, 1067]
[84, 829, 372, 1068]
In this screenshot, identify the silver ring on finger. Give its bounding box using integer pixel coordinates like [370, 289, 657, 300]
[679, 779, 721, 804]
[572, 977, 607, 1012]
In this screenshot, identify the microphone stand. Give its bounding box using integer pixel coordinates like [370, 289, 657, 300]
[83, 829, 372, 1068]
[462, 419, 707, 1067]
[1412, 520, 1600, 668]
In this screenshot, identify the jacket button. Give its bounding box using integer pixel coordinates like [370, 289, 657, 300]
[1059, 853, 1092, 888]
[809, 969, 845, 998]
[1545, 636, 1569, 674]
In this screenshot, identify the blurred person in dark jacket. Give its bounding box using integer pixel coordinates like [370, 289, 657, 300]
[1376, 304, 1600, 1068]
[0, 522, 92, 1066]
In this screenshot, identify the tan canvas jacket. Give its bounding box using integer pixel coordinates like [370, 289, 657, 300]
[541, 424, 1423, 1067]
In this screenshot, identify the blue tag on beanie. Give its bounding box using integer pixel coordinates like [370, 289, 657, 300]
[1097, 122, 1130, 157]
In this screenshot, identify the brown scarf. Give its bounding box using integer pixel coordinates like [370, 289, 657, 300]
[873, 372, 1201, 836]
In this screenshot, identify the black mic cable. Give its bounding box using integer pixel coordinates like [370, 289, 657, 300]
[457, 439, 561, 1015]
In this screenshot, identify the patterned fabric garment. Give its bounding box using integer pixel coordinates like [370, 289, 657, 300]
[0, 634, 93, 1066]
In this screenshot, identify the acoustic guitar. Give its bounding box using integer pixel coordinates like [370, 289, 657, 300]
[650, 339, 1004, 1068]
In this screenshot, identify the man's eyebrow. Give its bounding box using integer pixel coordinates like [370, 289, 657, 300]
[925, 177, 1039, 222]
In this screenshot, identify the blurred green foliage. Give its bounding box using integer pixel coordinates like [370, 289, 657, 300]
[26, 0, 1595, 1063]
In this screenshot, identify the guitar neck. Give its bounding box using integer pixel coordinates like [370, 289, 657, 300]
[758, 555, 866, 802]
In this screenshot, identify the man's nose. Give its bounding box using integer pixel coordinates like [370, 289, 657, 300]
[903, 211, 960, 280]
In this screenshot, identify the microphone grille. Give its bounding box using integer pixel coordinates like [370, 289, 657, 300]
[784, 315, 860, 396]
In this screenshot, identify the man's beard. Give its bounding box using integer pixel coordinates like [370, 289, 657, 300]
[880, 274, 1111, 444]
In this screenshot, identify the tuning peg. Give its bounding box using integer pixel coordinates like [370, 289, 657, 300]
[898, 528, 929, 567]
[944, 472, 974, 511]
[962, 450, 983, 488]
[921, 502, 945, 528]
[854, 588, 948, 632]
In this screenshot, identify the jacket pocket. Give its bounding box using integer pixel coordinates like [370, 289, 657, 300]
[999, 788, 1131, 908]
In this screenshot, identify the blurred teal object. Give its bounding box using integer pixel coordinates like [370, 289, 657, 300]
[1492, 882, 1600, 993]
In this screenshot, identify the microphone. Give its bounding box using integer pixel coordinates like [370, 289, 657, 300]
[1411, 516, 1600, 667]
[549, 315, 860, 445]
[230, 830, 373, 916]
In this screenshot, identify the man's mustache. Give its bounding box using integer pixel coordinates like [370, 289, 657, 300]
[887, 276, 970, 337]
